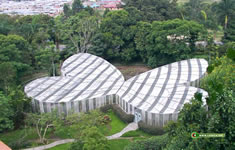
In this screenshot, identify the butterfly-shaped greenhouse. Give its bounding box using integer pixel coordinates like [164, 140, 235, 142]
[25, 53, 208, 127]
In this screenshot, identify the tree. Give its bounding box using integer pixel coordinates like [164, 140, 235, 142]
[0, 34, 32, 70]
[61, 11, 98, 53]
[70, 127, 110, 150]
[72, 0, 83, 15]
[135, 19, 206, 67]
[207, 89, 235, 149]
[8, 86, 31, 128]
[0, 91, 14, 132]
[0, 34, 23, 63]
[25, 111, 57, 144]
[35, 44, 59, 76]
[93, 10, 138, 62]
[182, 0, 218, 30]
[134, 21, 152, 63]
[183, 0, 203, 21]
[63, 4, 72, 18]
[201, 54, 235, 105]
[0, 62, 16, 93]
[89, 32, 107, 57]
[0, 14, 15, 35]
[122, 0, 180, 22]
[54, 110, 107, 139]
[162, 50, 235, 150]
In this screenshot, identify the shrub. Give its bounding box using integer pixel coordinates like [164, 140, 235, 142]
[112, 104, 134, 123]
[99, 104, 134, 123]
[8, 138, 31, 150]
[138, 121, 165, 135]
[100, 104, 113, 113]
[124, 134, 168, 150]
[102, 115, 111, 124]
[69, 140, 84, 150]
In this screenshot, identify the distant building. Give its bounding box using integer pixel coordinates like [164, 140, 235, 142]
[0, 0, 73, 16]
[83, 0, 123, 10]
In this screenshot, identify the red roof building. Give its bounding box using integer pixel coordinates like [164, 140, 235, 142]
[0, 141, 11, 150]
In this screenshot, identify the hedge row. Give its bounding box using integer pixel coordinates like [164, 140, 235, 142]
[138, 121, 165, 135]
[100, 104, 113, 113]
[100, 104, 134, 123]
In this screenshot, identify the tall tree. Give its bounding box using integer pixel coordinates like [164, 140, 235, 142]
[0, 92, 14, 132]
[184, 0, 203, 21]
[0, 34, 31, 79]
[0, 62, 16, 93]
[135, 19, 206, 67]
[0, 14, 15, 35]
[63, 4, 72, 18]
[25, 111, 58, 144]
[60, 11, 98, 53]
[93, 10, 138, 62]
[35, 44, 59, 76]
[72, 0, 83, 15]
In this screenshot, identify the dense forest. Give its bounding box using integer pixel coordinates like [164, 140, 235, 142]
[0, 0, 234, 149]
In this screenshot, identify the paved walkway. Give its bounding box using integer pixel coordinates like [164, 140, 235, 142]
[22, 122, 138, 150]
[106, 122, 138, 140]
[23, 139, 75, 150]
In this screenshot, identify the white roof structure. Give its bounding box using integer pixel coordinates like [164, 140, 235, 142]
[117, 59, 208, 114]
[25, 53, 208, 126]
[25, 53, 124, 103]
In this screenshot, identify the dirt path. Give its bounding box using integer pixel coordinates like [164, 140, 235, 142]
[115, 65, 151, 80]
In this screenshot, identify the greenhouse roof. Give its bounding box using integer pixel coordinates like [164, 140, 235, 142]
[25, 53, 125, 103]
[25, 53, 208, 115]
[117, 58, 208, 114]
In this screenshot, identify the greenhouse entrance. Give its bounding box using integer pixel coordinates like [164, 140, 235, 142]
[134, 111, 142, 123]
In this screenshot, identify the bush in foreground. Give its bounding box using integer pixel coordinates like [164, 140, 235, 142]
[124, 134, 168, 150]
[138, 121, 165, 135]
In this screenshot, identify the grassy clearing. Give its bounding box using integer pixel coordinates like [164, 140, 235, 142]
[99, 110, 127, 136]
[0, 127, 60, 149]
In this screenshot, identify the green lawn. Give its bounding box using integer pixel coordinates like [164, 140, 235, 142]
[46, 143, 72, 150]
[0, 127, 60, 149]
[0, 128, 38, 145]
[99, 110, 127, 136]
[108, 139, 131, 150]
